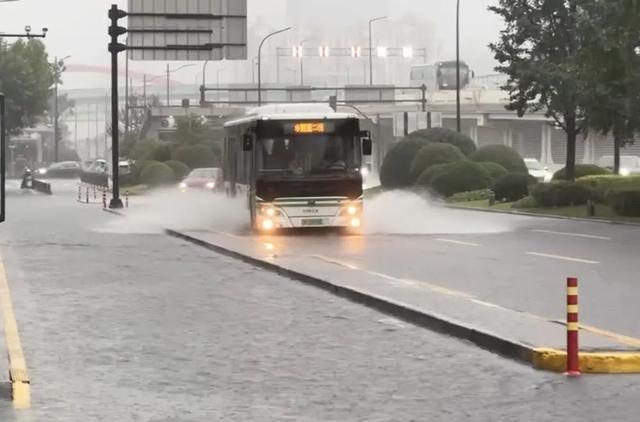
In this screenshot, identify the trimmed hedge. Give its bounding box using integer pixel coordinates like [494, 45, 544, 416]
[494, 173, 537, 202]
[448, 189, 494, 203]
[610, 190, 640, 217]
[477, 162, 509, 182]
[140, 162, 176, 187]
[407, 127, 477, 155]
[530, 181, 592, 207]
[172, 145, 218, 170]
[429, 161, 494, 197]
[553, 164, 610, 180]
[577, 175, 640, 203]
[469, 145, 528, 173]
[380, 139, 429, 188]
[415, 162, 450, 187]
[131, 139, 172, 162]
[165, 160, 190, 180]
[410, 143, 465, 179]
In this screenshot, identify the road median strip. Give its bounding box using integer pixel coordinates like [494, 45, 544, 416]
[167, 228, 640, 374]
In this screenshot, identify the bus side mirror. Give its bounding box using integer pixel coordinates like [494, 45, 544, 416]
[242, 134, 253, 151]
[362, 138, 372, 156]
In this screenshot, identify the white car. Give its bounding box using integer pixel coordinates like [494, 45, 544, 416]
[597, 155, 640, 176]
[524, 158, 552, 182]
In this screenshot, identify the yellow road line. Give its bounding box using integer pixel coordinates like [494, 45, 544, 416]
[435, 238, 480, 247]
[531, 229, 612, 241]
[0, 255, 30, 409]
[526, 252, 600, 265]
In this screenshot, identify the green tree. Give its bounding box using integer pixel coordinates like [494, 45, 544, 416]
[0, 39, 55, 134]
[579, 0, 640, 174]
[489, 0, 591, 181]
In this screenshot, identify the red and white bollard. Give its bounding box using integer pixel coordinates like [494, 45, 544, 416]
[85, 186, 90, 204]
[565, 277, 581, 377]
[93, 186, 97, 201]
[125, 191, 129, 208]
[102, 189, 107, 209]
[78, 185, 82, 202]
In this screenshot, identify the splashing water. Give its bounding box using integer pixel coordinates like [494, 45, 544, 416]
[96, 188, 248, 234]
[363, 190, 527, 235]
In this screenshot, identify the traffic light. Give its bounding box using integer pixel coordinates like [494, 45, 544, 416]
[108, 5, 127, 53]
[329, 95, 338, 112]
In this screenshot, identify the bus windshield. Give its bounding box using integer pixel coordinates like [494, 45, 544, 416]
[258, 134, 357, 175]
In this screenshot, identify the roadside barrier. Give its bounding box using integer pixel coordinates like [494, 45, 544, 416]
[125, 190, 129, 208]
[77, 182, 111, 205]
[566, 277, 580, 376]
[102, 189, 107, 209]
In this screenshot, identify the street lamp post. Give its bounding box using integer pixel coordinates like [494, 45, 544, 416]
[53, 55, 71, 163]
[258, 27, 292, 106]
[165, 64, 196, 106]
[456, 0, 462, 133]
[369, 16, 387, 86]
[299, 39, 308, 86]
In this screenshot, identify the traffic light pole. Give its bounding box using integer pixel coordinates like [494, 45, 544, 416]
[108, 4, 126, 209]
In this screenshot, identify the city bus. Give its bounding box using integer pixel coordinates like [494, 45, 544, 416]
[223, 104, 372, 232]
[410, 60, 472, 91]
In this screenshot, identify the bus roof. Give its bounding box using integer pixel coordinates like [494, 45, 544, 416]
[224, 104, 358, 127]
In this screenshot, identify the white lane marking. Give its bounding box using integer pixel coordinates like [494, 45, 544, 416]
[526, 252, 600, 265]
[435, 238, 480, 247]
[531, 229, 611, 241]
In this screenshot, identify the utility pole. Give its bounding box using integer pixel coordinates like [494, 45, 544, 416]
[53, 56, 59, 163]
[456, 0, 462, 133]
[125, 53, 129, 137]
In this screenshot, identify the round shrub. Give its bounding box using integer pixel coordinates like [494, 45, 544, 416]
[415, 162, 450, 187]
[410, 143, 465, 179]
[164, 160, 190, 180]
[553, 164, 611, 180]
[172, 145, 218, 170]
[380, 139, 429, 188]
[493, 173, 538, 202]
[477, 162, 509, 182]
[530, 181, 592, 207]
[469, 145, 528, 173]
[407, 127, 477, 155]
[429, 161, 493, 197]
[610, 190, 640, 217]
[131, 139, 172, 162]
[140, 162, 176, 187]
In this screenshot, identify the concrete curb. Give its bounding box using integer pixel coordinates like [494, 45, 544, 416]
[448, 204, 640, 227]
[166, 229, 640, 373]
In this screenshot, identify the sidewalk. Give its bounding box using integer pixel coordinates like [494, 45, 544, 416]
[168, 228, 640, 374]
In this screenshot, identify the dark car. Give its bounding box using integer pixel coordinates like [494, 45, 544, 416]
[38, 161, 82, 179]
[179, 168, 223, 192]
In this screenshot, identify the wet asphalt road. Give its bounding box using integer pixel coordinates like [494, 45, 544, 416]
[0, 181, 639, 421]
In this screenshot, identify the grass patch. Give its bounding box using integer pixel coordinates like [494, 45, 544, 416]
[452, 199, 640, 223]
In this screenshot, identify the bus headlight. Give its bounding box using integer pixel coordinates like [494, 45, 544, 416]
[262, 207, 276, 217]
[350, 217, 361, 228]
[262, 219, 275, 231]
[347, 205, 358, 215]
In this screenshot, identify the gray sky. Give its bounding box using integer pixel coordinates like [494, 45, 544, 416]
[0, 0, 500, 89]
